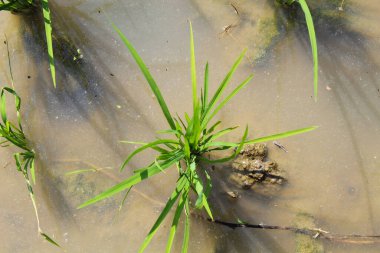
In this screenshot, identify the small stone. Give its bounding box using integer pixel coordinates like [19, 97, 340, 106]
[246, 160, 264, 172]
[270, 178, 277, 184]
[264, 161, 277, 171]
[242, 181, 252, 189]
[249, 173, 264, 181]
[240, 144, 267, 159]
[226, 191, 239, 198]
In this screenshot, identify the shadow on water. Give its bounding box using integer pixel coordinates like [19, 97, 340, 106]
[279, 3, 379, 233]
[202, 2, 380, 251]
[203, 162, 290, 252]
[20, 3, 157, 158]
[15, 1, 167, 230]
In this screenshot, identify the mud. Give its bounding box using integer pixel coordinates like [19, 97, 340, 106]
[230, 144, 286, 195]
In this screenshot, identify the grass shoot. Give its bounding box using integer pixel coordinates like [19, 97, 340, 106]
[277, 0, 319, 100]
[78, 21, 317, 252]
[1, 44, 59, 246]
[0, 87, 60, 247]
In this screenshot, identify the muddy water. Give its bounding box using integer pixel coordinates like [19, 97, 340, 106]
[0, 0, 380, 252]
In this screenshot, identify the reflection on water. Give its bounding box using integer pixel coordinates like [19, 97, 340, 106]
[0, 0, 380, 252]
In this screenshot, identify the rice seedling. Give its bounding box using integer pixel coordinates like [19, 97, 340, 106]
[1, 43, 59, 247]
[0, 87, 59, 247]
[78, 21, 317, 252]
[0, 0, 56, 87]
[277, 0, 318, 100]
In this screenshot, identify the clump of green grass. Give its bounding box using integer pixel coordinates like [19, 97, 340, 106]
[78, 21, 316, 252]
[276, 0, 318, 101]
[0, 86, 59, 246]
[1, 0, 56, 87]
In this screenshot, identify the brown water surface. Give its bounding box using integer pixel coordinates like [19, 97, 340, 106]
[0, 0, 380, 252]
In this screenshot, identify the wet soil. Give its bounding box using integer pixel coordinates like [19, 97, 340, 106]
[230, 143, 286, 195]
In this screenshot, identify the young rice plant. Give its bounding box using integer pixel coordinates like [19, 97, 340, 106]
[0, 85, 59, 246]
[78, 22, 317, 252]
[0, 0, 56, 87]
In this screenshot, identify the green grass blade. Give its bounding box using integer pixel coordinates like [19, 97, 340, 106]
[174, 119, 184, 133]
[78, 154, 183, 209]
[181, 199, 190, 253]
[177, 115, 187, 131]
[1, 90, 8, 125]
[133, 162, 155, 174]
[65, 168, 97, 176]
[118, 187, 133, 212]
[5, 34, 14, 88]
[202, 126, 248, 163]
[41, 0, 56, 88]
[203, 141, 237, 149]
[297, 0, 318, 101]
[200, 88, 204, 112]
[205, 126, 317, 148]
[189, 101, 202, 146]
[165, 188, 188, 253]
[202, 50, 246, 123]
[1, 87, 22, 126]
[201, 195, 214, 221]
[184, 113, 191, 125]
[152, 146, 172, 154]
[23, 158, 31, 175]
[3, 87, 24, 131]
[139, 176, 187, 253]
[183, 138, 190, 159]
[202, 62, 209, 112]
[122, 141, 171, 154]
[14, 153, 22, 172]
[203, 170, 212, 197]
[154, 159, 167, 173]
[120, 139, 179, 171]
[200, 171, 214, 220]
[206, 126, 239, 143]
[157, 150, 182, 161]
[0, 4, 13, 11]
[157, 129, 183, 136]
[112, 24, 176, 130]
[30, 159, 35, 184]
[193, 175, 204, 208]
[189, 21, 197, 112]
[245, 126, 318, 144]
[0, 88, 26, 149]
[40, 232, 60, 247]
[206, 121, 221, 134]
[0, 140, 9, 147]
[205, 75, 253, 126]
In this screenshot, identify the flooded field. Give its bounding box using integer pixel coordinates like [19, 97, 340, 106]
[1, 0, 380, 252]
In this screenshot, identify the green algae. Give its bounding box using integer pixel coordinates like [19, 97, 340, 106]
[295, 213, 324, 253]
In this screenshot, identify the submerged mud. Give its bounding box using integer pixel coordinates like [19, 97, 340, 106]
[231, 144, 286, 194]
